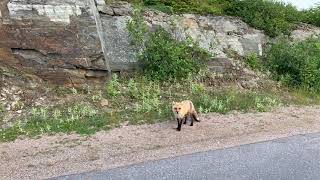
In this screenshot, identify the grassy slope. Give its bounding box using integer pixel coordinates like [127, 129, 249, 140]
[1, 74, 320, 142]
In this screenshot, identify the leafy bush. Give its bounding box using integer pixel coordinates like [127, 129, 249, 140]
[133, 81, 161, 113]
[225, 0, 301, 37]
[106, 74, 121, 97]
[127, 6, 211, 81]
[265, 37, 320, 91]
[139, 28, 210, 81]
[302, 6, 320, 27]
[127, 4, 149, 49]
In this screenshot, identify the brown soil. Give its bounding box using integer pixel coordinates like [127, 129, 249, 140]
[1, 106, 320, 180]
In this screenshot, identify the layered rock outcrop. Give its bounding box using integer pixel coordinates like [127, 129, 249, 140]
[0, 0, 134, 86]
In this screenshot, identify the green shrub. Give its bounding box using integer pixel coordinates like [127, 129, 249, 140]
[266, 37, 320, 91]
[127, 79, 140, 99]
[106, 74, 121, 97]
[190, 82, 206, 94]
[225, 0, 301, 37]
[127, 4, 149, 49]
[127, 5, 211, 81]
[139, 28, 210, 81]
[302, 6, 320, 27]
[245, 53, 263, 71]
[133, 81, 161, 113]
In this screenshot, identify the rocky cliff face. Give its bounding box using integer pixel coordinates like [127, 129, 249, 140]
[0, 0, 319, 86]
[0, 0, 134, 86]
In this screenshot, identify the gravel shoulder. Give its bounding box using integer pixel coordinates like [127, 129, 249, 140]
[1, 106, 320, 180]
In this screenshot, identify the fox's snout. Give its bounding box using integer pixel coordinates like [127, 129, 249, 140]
[173, 107, 180, 114]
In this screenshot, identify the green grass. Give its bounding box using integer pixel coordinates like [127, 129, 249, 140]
[282, 88, 320, 106]
[2, 74, 320, 142]
[0, 102, 171, 142]
[193, 90, 282, 114]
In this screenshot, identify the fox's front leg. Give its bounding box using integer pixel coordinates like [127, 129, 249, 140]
[176, 118, 182, 131]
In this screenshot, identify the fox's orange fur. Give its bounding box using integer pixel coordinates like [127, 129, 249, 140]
[172, 100, 200, 131]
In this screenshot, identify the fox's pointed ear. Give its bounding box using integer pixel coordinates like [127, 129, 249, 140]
[172, 101, 175, 105]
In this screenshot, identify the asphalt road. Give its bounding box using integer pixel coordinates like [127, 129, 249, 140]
[54, 133, 320, 180]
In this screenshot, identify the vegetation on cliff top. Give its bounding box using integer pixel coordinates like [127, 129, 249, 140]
[123, 0, 320, 37]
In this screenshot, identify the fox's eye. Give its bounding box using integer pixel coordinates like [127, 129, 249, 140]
[178, 108, 181, 110]
[174, 108, 177, 110]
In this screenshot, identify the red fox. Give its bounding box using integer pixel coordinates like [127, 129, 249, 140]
[172, 100, 200, 131]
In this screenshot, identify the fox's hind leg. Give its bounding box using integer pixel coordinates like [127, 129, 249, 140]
[190, 115, 194, 126]
[183, 116, 187, 124]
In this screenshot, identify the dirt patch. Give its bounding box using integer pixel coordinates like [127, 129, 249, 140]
[1, 106, 320, 180]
